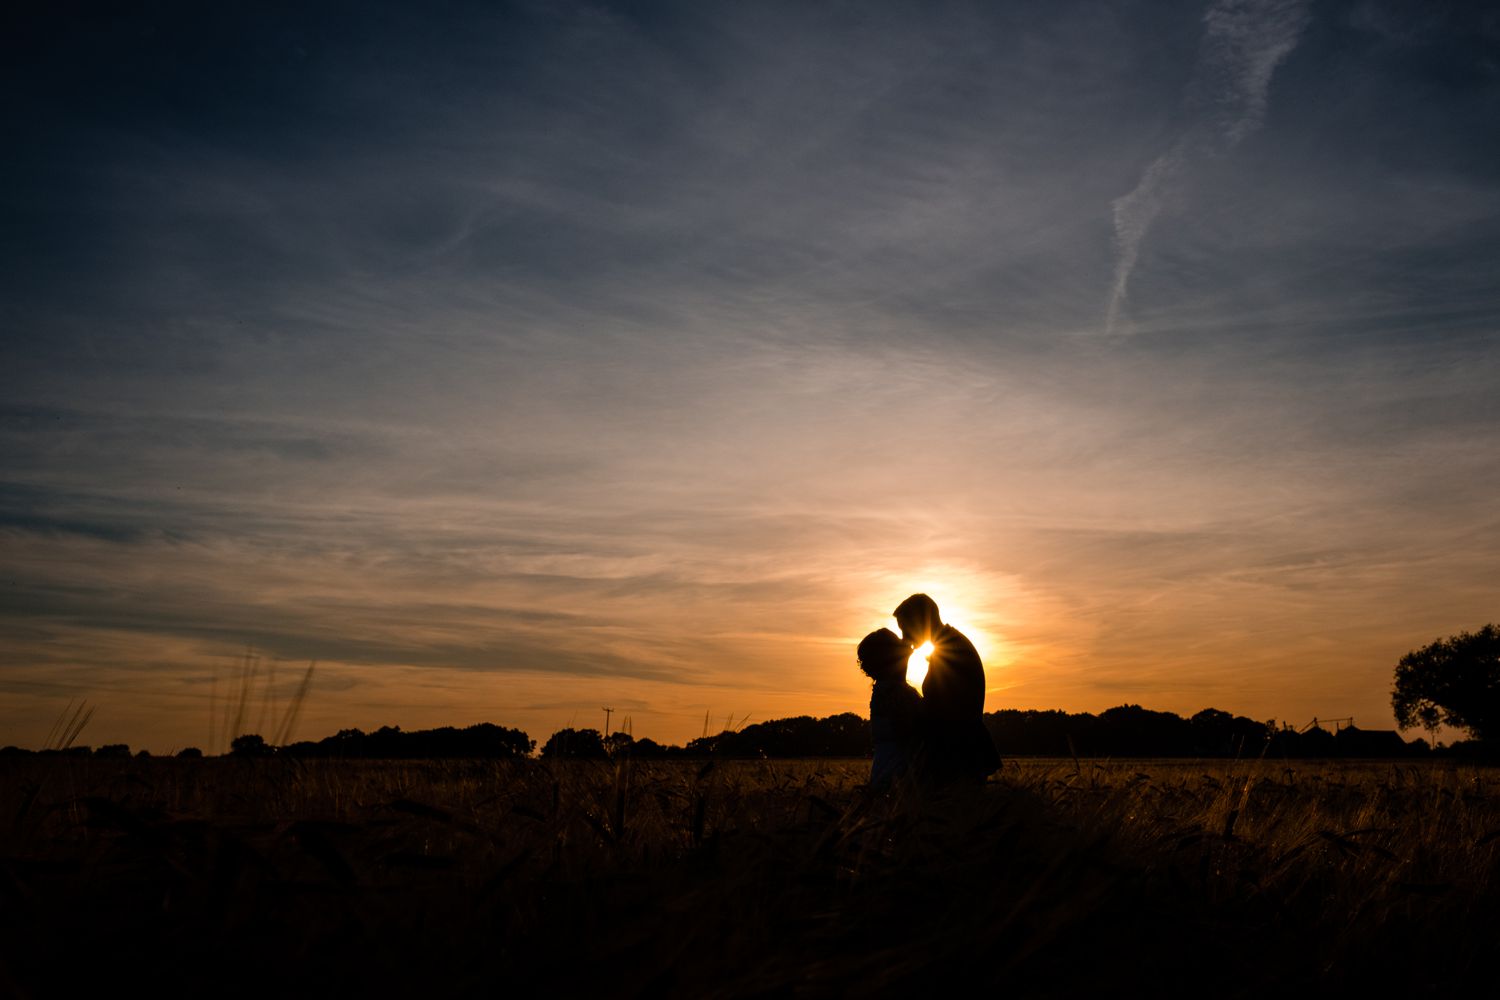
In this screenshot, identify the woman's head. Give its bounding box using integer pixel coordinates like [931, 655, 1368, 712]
[857, 628, 908, 682]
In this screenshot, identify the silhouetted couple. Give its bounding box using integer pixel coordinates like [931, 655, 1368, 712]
[859, 594, 1000, 790]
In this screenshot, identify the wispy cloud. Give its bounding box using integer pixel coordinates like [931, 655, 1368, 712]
[1105, 0, 1310, 336]
[3, 2, 1498, 748]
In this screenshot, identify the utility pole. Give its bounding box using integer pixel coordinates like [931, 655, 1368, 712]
[602, 706, 614, 735]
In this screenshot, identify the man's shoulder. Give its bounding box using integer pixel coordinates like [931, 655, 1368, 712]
[937, 625, 979, 656]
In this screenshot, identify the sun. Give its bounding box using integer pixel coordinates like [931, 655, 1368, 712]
[906, 641, 933, 689]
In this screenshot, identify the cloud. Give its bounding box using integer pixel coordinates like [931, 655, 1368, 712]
[1105, 0, 1310, 336]
[3, 2, 1499, 748]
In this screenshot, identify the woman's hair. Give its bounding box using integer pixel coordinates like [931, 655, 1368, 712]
[857, 628, 906, 681]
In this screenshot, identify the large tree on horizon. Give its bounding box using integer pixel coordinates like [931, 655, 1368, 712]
[1392, 625, 1500, 742]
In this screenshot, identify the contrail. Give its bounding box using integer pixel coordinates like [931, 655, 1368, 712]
[1105, 0, 1310, 337]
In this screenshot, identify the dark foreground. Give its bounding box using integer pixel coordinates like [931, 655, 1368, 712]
[2, 756, 1498, 997]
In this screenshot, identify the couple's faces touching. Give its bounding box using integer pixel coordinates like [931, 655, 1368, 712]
[893, 594, 941, 648]
[895, 613, 931, 648]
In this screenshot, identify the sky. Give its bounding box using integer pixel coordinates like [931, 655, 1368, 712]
[3, 0, 1498, 752]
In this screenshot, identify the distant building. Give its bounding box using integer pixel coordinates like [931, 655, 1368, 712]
[1335, 725, 1409, 757]
[1301, 724, 1337, 757]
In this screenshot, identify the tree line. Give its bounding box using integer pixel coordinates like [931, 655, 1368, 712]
[5, 704, 1438, 760]
[548, 706, 1426, 760]
[5, 622, 1490, 761]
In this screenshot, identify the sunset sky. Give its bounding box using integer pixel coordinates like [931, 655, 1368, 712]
[4, 1, 1498, 751]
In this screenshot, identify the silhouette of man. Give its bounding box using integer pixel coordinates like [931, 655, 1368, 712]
[893, 593, 1000, 783]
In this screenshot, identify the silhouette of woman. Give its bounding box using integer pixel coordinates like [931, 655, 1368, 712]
[858, 628, 925, 790]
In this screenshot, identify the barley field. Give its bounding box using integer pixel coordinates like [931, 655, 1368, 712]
[2, 756, 1497, 997]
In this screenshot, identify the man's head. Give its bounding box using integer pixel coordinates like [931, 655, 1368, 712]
[893, 593, 941, 646]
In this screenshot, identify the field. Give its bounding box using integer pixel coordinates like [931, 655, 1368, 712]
[3, 756, 1498, 997]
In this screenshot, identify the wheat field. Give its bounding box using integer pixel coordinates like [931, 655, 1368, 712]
[2, 755, 1496, 996]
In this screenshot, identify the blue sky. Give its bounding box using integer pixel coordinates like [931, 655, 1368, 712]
[3, 0, 1498, 749]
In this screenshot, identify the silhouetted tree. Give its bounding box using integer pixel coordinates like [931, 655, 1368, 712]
[983, 707, 1280, 758]
[688, 714, 871, 758]
[540, 727, 607, 759]
[1091, 705, 1193, 756]
[176, 747, 203, 758]
[603, 731, 634, 757]
[1190, 708, 1271, 757]
[629, 737, 670, 758]
[278, 722, 534, 758]
[368, 725, 404, 756]
[1190, 708, 1235, 755]
[986, 709, 1091, 756]
[1392, 624, 1500, 743]
[230, 733, 273, 757]
[95, 744, 131, 758]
